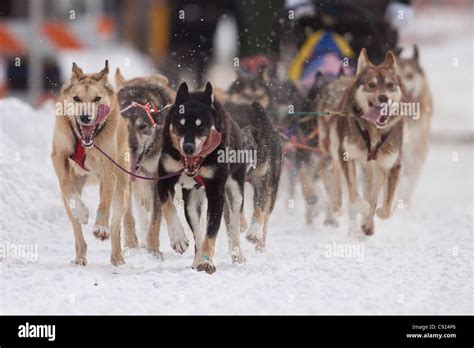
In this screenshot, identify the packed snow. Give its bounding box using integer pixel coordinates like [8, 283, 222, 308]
[0, 7, 472, 314]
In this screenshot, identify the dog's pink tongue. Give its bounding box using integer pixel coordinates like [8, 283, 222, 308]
[361, 106, 383, 123]
[83, 125, 95, 142]
[96, 104, 110, 124]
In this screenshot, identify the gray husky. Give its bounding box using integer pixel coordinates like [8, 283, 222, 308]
[115, 69, 174, 256]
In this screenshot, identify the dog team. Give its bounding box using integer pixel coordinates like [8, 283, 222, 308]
[51, 45, 432, 274]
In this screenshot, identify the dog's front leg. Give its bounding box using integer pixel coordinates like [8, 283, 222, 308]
[160, 185, 189, 254]
[246, 177, 267, 247]
[318, 156, 339, 227]
[340, 155, 369, 236]
[51, 151, 88, 265]
[298, 162, 319, 224]
[377, 163, 401, 219]
[225, 177, 245, 261]
[183, 188, 204, 268]
[146, 192, 163, 258]
[52, 151, 89, 225]
[360, 162, 384, 235]
[196, 183, 225, 274]
[108, 171, 127, 265]
[93, 176, 114, 241]
[123, 187, 138, 249]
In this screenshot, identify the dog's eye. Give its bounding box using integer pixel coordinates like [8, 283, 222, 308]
[138, 124, 147, 131]
[367, 82, 376, 89]
[406, 73, 414, 80]
[73, 96, 81, 102]
[386, 82, 394, 89]
[93, 96, 101, 102]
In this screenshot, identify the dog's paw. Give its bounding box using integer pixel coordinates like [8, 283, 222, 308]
[73, 257, 87, 266]
[361, 222, 375, 236]
[195, 257, 216, 274]
[110, 253, 125, 266]
[255, 242, 266, 253]
[246, 220, 262, 244]
[93, 224, 110, 241]
[147, 246, 164, 260]
[324, 218, 339, 228]
[376, 207, 391, 220]
[191, 252, 202, 269]
[71, 198, 89, 225]
[168, 224, 189, 254]
[231, 247, 246, 263]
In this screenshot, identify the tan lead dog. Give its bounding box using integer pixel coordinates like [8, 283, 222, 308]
[51, 61, 133, 265]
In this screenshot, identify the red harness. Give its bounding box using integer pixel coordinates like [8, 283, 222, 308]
[70, 140, 88, 171]
[69, 102, 216, 187]
[179, 128, 222, 187]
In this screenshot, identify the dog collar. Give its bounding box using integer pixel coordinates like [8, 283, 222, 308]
[69, 121, 107, 171]
[179, 128, 222, 176]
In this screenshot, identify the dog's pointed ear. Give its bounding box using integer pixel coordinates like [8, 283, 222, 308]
[202, 82, 213, 105]
[71, 62, 85, 81]
[175, 82, 189, 104]
[413, 44, 419, 61]
[383, 51, 397, 70]
[93, 60, 109, 81]
[115, 68, 125, 88]
[356, 48, 372, 76]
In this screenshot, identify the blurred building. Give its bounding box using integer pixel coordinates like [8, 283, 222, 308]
[0, 0, 291, 100]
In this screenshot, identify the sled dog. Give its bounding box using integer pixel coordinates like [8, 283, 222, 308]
[223, 101, 282, 251]
[158, 82, 246, 274]
[51, 61, 131, 265]
[115, 69, 174, 256]
[326, 49, 406, 236]
[395, 45, 433, 204]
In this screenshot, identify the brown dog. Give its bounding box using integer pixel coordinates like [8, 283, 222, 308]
[51, 61, 132, 265]
[115, 69, 174, 257]
[326, 49, 406, 236]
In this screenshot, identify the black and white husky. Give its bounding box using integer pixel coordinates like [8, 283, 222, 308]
[157, 82, 246, 274]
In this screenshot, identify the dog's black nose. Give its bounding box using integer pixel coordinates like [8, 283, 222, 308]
[378, 95, 388, 103]
[80, 115, 92, 124]
[183, 143, 195, 155]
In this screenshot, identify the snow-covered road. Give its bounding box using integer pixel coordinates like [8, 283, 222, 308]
[0, 7, 472, 314]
